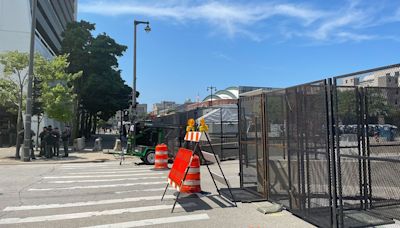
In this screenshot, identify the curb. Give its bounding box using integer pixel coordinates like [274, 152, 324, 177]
[0, 158, 110, 165]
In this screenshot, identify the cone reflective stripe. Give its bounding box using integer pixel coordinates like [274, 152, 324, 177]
[155, 144, 169, 169]
[180, 155, 201, 193]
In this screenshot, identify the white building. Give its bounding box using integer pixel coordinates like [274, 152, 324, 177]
[0, 0, 77, 138]
[152, 101, 180, 115]
[341, 66, 400, 107]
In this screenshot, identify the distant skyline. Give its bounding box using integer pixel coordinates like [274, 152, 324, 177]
[78, 0, 400, 108]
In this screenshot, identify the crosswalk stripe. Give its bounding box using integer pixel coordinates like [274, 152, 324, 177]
[43, 173, 164, 179]
[66, 170, 162, 175]
[60, 167, 151, 171]
[61, 164, 119, 168]
[4, 195, 174, 211]
[82, 214, 210, 228]
[0, 203, 196, 225]
[114, 188, 167, 194]
[29, 181, 166, 191]
[48, 176, 164, 184]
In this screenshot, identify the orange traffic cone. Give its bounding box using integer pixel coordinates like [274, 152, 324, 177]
[154, 144, 169, 169]
[180, 155, 201, 193]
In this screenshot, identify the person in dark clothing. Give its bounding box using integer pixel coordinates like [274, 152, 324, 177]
[38, 127, 48, 157]
[53, 127, 61, 157]
[29, 130, 36, 159]
[16, 129, 36, 159]
[61, 126, 71, 157]
[16, 129, 24, 158]
[45, 125, 53, 158]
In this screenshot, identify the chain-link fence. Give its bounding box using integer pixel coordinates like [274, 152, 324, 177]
[239, 64, 400, 227]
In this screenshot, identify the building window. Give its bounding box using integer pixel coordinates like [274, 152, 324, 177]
[386, 73, 390, 76]
[395, 71, 399, 76]
[345, 80, 348, 83]
[396, 99, 398, 105]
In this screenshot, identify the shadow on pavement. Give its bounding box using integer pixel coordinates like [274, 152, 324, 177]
[165, 192, 236, 212]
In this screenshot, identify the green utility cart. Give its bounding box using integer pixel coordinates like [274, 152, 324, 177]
[126, 121, 180, 164]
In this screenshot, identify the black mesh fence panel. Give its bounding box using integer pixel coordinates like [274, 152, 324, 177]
[238, 68, 400, 227]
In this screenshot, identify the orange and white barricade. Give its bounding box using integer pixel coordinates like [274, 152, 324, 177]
[154, 144, 169, 169]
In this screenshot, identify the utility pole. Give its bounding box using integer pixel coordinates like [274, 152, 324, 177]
[22, 0, 37, 162]
[207, 86, 217, 107]
[132, 20, 151, 124]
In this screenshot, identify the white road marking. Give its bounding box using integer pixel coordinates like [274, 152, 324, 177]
[82, 214, 210, 228]
[66, 170, 162, 175]
[4, 195, 174, 211]
[48, 176, 163, 184]
[60, 164, 119, 168]
[29, 181, 166, 191]
[0, 203, 196, 225]
[114, 187, 167, 194]
[60, 167, 151, 171]
[43, 173, 164, 179]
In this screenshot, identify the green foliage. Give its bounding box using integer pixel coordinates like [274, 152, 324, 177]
[0, 51, 30, 119]
[337, 88, 396, 125]
[0, 51, 29, 76]
[35, 54, 82, 122]
[61, 21, 131, 122]
[337, 89, 358, 124]
[0, 79, 19, 113]
[61, 20, 95, 76]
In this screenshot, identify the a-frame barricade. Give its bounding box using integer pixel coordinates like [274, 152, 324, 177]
[161, 131, 237, 213]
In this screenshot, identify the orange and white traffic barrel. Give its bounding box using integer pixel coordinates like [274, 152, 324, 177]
[181, 155, 201, 193]
[154, 144, 169, 169]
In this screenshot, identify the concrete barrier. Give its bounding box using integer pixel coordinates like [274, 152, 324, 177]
[73, 137, 85, 151]
[93, 137, 102, 152]
[113, 139, 122, 151]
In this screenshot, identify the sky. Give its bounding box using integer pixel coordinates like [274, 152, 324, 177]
[77, 0, 400, 109]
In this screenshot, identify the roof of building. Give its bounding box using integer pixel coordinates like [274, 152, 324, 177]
[203, 86, 239, 101]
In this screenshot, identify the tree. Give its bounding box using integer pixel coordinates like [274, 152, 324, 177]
[61, 22, 131, 138]
[0, 51, 30, 159]
[61, 20, 95, 139]
[336, 89, 358, 125]
[0, 79, 20, 114]
[0, 51, 81, 158]
[35, 54, 82, 123]
[80, 33, 128, 136]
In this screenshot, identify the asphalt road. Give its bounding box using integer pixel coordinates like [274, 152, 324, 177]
[0, 159, 314, 228]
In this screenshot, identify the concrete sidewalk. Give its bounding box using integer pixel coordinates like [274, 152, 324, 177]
[0, 146, 129, 165]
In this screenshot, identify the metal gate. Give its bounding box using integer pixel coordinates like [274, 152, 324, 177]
[333, 82, 400, 227]
[239, 64, 400, 227]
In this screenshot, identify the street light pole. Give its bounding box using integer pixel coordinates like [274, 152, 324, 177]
[132, 20, 150, 124]
[23, 0, 37, 162]
[207, 86, 217, 107]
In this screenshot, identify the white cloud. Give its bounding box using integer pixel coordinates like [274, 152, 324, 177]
[79, 0, 400, 43]
[79, 0, 324, 41]
[336, 32, 376, 42]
